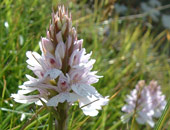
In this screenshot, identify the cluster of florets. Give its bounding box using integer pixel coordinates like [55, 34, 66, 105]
[11, 6, 108, 116]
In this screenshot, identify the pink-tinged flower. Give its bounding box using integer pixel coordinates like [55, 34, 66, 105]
[147, 81, 167, 118]
[11, 6, 108, 116]
[121, 80, 167, 127]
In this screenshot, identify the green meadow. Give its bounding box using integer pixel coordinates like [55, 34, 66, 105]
[0, 0, 170, 129]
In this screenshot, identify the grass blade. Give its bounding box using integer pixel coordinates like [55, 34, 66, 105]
[154, 98, 170, 130]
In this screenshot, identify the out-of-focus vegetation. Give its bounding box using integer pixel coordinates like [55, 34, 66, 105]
[0, 0, 170, 129]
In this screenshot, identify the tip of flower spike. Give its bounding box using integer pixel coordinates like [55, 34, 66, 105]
[138, 80, 145, 87]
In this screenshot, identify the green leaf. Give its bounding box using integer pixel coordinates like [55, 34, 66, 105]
[154, 98, 170, 130]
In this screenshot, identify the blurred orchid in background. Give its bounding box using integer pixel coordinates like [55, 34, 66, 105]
[121, 80, 166, 127]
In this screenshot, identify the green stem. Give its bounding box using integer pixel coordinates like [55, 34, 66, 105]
[131, 85, 144, 130]
[56, 102, 69, 130]
[49, 113, 53, 130]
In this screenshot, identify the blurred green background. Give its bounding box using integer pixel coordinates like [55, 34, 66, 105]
[0, 0, 170, 129]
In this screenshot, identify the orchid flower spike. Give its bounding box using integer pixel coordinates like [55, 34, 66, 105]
[11, 5, 108, 116]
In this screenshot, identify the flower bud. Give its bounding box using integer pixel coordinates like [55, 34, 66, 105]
[41, 38, 54, 54]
